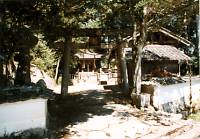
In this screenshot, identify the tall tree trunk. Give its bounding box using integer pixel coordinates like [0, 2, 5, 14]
[131, 44, 142, 95]
[198, 14, 200, 75]
[14, 49, 31, 85]
[121, 44, 129, 92]
[116, 36, 129, 91]
[131, 22, 142, 95]
[131, 9, 147, 96]
[61, 35, 72, 96]
[116, 36, 122, 85]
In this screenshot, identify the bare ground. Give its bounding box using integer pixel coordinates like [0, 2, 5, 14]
[1, 67, 197, 138]
[47, 84, 200, 139]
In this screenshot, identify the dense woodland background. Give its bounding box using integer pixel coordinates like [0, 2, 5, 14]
[0, 0, 199, 94]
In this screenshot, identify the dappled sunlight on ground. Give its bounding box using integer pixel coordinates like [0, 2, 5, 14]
[1, 83, 200, 138]
[29, 70, 200, 138]
[47, 85, 200, 139]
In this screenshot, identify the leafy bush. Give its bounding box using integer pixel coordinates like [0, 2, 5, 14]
[31, 34, 57, 76]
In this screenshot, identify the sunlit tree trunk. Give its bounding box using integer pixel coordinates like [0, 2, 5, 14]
[198, 14, 200, 75]
[55, 58, 61, 83]
[131, 43, 142, 95]
[130, 22, 141, 95]
[120, 43, 129, 92]
[131, 7, 147, 96]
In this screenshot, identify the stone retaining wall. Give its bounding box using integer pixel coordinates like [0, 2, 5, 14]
[142, 80, 200, 113]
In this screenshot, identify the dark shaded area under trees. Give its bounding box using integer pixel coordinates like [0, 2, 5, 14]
[0, 0, 199, 96]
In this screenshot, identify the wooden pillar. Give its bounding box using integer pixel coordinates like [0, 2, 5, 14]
[87, 62, 89, 72]
[61, 36, 72, 96]
[178, 60, 181, 77]
[82, 54, 85, 72]
[93, 55, 96, 72]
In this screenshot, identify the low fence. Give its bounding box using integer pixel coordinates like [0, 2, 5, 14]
[72, 72, 118, 85]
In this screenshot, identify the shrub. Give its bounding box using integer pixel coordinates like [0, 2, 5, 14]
[31, 34, 57, 77]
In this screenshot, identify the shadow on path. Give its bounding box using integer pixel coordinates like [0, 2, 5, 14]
[48, 86, 127, 138]
[47, 85, 171, 138]
[1, 85, 194, 139]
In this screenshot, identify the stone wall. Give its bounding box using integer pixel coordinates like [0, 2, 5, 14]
[142, 80, 200, 113]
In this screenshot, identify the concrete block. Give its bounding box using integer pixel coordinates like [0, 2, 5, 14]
[153, 80, 200, 113]
[132, 93, 151, 108]
[0, 98, 47, 136]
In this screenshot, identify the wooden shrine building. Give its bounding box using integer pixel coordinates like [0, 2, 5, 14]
[75, 50, 102, 72]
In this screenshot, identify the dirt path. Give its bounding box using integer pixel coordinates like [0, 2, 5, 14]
[48, 85, 200, 139]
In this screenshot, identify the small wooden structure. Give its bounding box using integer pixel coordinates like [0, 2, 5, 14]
[142, 45, 191, 76]
[75, 50, 102, 72]
[125, 45, 191, 77]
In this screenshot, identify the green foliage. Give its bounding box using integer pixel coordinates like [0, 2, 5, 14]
[100, 57, 108, 68]
[31, 34, 57, 76]
[188, 111, 200, 122]
[1, 0, 199, 76]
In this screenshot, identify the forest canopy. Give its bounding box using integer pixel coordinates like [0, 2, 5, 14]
[0, 0, 199, 88]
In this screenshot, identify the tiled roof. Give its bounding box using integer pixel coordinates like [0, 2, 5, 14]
[75, 50, 102, 59]
[143, 45, 191, 61]
[125, 45, 191, 61]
